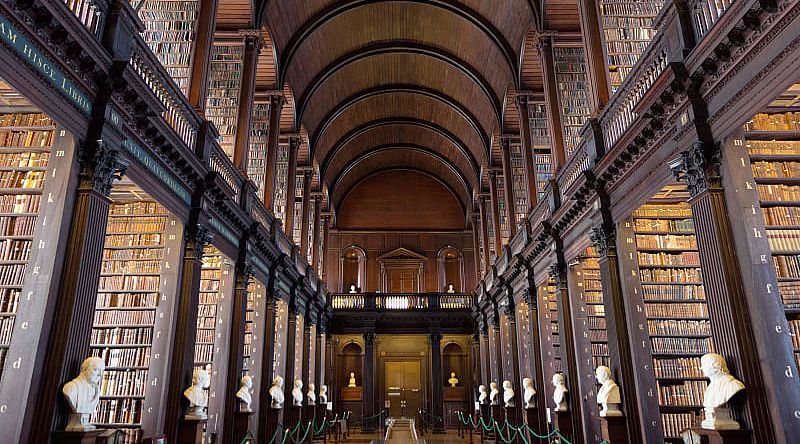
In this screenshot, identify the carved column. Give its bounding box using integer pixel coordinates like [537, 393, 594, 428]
[672, 141, 779, 444]
[263, 94, 285, 208]
[300, 173, 313, 258]
[187, 0, 219, 111]
[362, 331, 377, 433]
[429, 331, 446, 433]
[33, 142, 128, 439]
[478, 199, 492, 272]
[283, 138, 301, 237]
[500, 139, 517, 237]
[257, 274, 280, 444]
[521, 286, 548, 438]
[222, 261, 254, 444]
[233, 32, 262, 171]
[311, 196, 322, 269]
[516, 95, 539, 209]
[489, 171, 503, 251]
[576, 0, 610, 112]
[537, 35, 566, 170]
[550, 249, 584, 444]
[590, 221, 643, 444]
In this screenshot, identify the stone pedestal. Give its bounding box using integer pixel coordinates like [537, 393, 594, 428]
[600, 416, 627, 443]
[234, 411, 254, 444]
[681, 428, 752, 444]
[177, 418, 206, 444]
[553, 411, 573, 443]
[52, 430, 121, 444]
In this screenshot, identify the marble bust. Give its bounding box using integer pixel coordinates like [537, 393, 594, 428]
[448, 372, 459, 387]
[701, 353, 745, 430]
[269, 375, 285, 409]
[292, 379, 304, 407]
[319, 385, 328, 404]
[522, 377, 536, 409]
[184, 367, 210, 420]
[489, 382, 500, 405]
[236, 375, 254, 413]
[63, 356, 105, 431]
[552, 373, 568, 412]
[446, 284, 455, 293]
[307, 383, 316, 405]
[502, 380, 515, 407]
[348, 372, 357, 387]
[478, 384, 488, 404]
[595, 366, 622, 417]
[349, 285, 358, 294]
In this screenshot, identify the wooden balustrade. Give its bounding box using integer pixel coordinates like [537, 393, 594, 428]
[208, 145, 243, 201]
[690, 0, 737, 38]
[62, 0, 106, 37]
[331, 293, 473, 310]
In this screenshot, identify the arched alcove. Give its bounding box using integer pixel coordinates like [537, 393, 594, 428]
[437, 246, 464, 292]
[340, 245, 367, 292]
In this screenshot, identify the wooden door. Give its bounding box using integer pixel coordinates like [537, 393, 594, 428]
[389, 269, 417, 293]
[384, 361, 422, 418]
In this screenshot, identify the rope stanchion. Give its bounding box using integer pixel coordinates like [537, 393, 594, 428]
[450, 413, 614, 444]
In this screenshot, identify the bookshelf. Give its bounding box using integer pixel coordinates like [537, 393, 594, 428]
[243, 278, 256, 375]
[292, 173, 303, 245]
[509, 142, 529, 222]
[598, 1, 664, 93]
[553, 45, 591, 158]
[272, 299, 289, 381]
[248, 102, 270, 200]
[205, 43, 244, 160]
[528, 102, 554, 201]
[538, 276, 561, 389]
[495, 174, 510, 244]
[293, 314, 305, 383]
[515, 301, 532, 378]
[618, 185, 713, 442]
[743, 110, 800, 371]
[135, 0, 199, 96]
[577, 247, 609, 369]
[306, 197, 316, 263]
[273, 144, 289, 223]
[0, 111, 56, 381]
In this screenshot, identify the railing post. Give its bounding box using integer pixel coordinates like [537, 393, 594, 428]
[430, 292, 441, 310]
[365, 293, 376, 310]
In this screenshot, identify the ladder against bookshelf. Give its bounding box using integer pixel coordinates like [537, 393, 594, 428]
[552, 45, 591, 158]
[598, 0, 665, 93]
[619, 186, 714, 442]
[206, 43, 244, 160]
[135, 0, 199, 96]
[248, 102, 270, 200]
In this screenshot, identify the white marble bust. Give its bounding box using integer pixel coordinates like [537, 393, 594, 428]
[269, 375, 285, 409]
[349, 285, 358, 294]
[489, 382, 500, 405]
[236, 375, 254, 412]
[184, 367, 211, 420]
[478, 384, 488, 404]
[319, 384, 328, 404]
[63, 356, 105, 431]
[307, 383, 316, 405]
[552, 373, 568, 412]
[292, 379, 304, 407]
[446, 284, 455, 293]
[522, 377, 536, 409]
[502, 380, 515, 407]
[700, 353, 745, 430]
[595, 366, 622, 417]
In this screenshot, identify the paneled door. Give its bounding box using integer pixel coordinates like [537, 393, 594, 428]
[384, 361, 422, 418]
[389, 269, 417, 293]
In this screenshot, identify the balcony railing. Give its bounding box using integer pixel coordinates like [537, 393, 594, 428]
[691, 0, 736, 38]
[63, 0, 106, 37]
[331, 292, 474, 311]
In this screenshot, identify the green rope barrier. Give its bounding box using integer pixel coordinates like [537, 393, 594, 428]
[493, 420, 517, 444]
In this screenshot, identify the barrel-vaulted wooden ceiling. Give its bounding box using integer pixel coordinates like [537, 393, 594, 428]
[219, 0, 581, 220]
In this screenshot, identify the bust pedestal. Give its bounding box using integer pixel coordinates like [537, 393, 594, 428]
[479, 403, 490, 439]
[341, 386, 362, 401]
[600, 416, 627, 443]
[177, 417, 206, 444]
[504, 405, 519, 428]
[234, 411, 254, 444]
[315, 403, 329, 443]
[491, 405, 503, 442]
[266, 408, 282, 444]
[681, 427, 752, 444]
[553, 411, 573, 443]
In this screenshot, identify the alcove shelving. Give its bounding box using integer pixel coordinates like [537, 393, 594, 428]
[248, 102, 270, 201]
[553, 44, 591, 158]
[538, 275, 561, 390]
[205, 43, 243, 160]
[528, 101, 554, 202]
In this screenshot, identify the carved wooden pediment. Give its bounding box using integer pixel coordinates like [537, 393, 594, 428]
[377, 247, 428, 262]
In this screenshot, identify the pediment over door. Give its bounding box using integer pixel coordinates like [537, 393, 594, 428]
[378, 248, 427, 293]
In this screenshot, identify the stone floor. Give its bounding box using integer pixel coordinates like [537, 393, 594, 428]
[330, 429, 474, 443]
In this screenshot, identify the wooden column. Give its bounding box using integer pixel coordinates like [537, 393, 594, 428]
[471, 333, 483, 397]
[283, 138, 300, 236]
[321, 215, 330, 281]
[257, 279, 280, 444]
[589, 220, 644, 443]
[515, 95, 539, 209]
[501, 299, 523, 424]
[315, 319, 325, 389]
[187, 0, 219, 111]
[537, 36, 566, 170]
[300, 172, 313, 258]
[490, 307, 504, 390]
[488, 172, 503, 253]
[478, 198, 492, 272]
[263, 94, 285, 208]
[500, 139, 517, 238]
[362, 331, 377, 433]
[479, 318, 491, 389]
[302, 314, 313, 390]
[222, 261, 254, 444]
[551, 244, 584, 444]
[430, 331, 446, 433]
[521, 285, 548, 439]
[672, 141, 779, 444]
[233, 32, 261, 172]
[311, 196, 322, 269]
[471, 215, 482, 279]
[283, 302, 300, 429]
[576, 0, 610, 113]
[32, 142, 128, 440]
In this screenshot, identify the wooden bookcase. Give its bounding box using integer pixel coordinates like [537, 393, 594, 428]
[248, 102, 270, 201]
[618, 186, 713, 442]
[597, 1, 664, 93]
[528, 101, 554, 202]
[537, 276, 561, 389]
[205, 43, 244, 160]
[292, 172, 303, 245]
[509, 142, 529, 222]
[495, 174, 510, 244]
[273, 144, 289, 224]
[89, 193, 183, 442]
[552, 45, 591, 158]
[135, 0, 199, 96]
